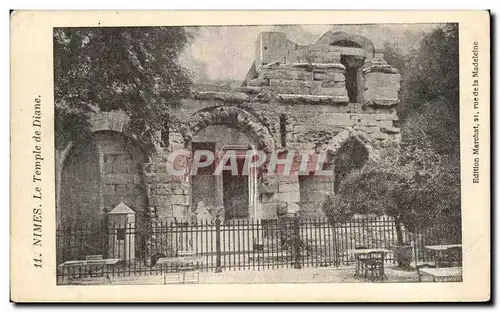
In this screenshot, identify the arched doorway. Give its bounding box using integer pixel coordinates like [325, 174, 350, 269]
[59, 137, 101, 227]
[58, 131, 148, 260]
[333, 136, 369, 193]
[191, 125, 254, 221]
[183, 106, 275, 222]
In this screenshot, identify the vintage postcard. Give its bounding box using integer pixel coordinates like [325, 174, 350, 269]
[10, 10, 490, 302]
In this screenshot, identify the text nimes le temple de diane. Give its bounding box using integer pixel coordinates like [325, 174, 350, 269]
[32, 95, 43, 268]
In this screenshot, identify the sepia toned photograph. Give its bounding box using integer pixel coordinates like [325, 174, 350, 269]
[10, 10, 490, 302]
[54, 23, 462, 285]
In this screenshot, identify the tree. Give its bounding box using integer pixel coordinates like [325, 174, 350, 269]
[323, 98, 461, 243]
[54, 27, 194, 150]
[382, 24, 459, 119]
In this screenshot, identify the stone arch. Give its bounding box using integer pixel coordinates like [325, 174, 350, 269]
[56, 111, 150, 226]
[316, 31, 375, 58]
[326, 129, 378, 161]
[182, 106, 276, 152]
[325, 130, 378, 194]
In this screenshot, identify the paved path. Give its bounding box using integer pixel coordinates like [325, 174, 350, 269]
[63, 265, 421, 285]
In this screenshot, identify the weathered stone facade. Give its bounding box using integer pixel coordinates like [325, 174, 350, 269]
[57, 30, 401, 233]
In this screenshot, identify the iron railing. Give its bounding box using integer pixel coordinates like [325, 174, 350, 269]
[56, 215, 436, 283]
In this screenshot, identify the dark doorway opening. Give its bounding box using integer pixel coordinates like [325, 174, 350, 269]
[223, 157, 249, 220]
[340, 55, 365, 103]
[334, 137, 369, 194]
[191, 142, 217, 209]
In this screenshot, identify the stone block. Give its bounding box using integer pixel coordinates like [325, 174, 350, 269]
[146, 184, 156, 196]
[276, 201, 287, 216]
[104, 154, 118, 164]
[278, 181, 300, 193]
[261, 180, 279, 193]
[126, 162, 139, 174]
[248, 78, 269, 86]
[364, 72, 401, 88]
[363, 88, 399, 101]
[307, 44, 342, 53]
[148, 195, 162, 207]
[370, 132, 390, 141]
[307, 51, 341, 63]
[175, 182, 191, 195]
[127, 184, 145, 196]
[115, 154, 128, 166]
[352, 126, 379, 133]
[287, 202, 300, 214]
[141, 163, 154, 173]
[265, 85, 311, 95]
[278, 191, 300, 203]
[103, 183, 116, 196]
[156, 205, 173, 219]
[144, 172, 178, 184]
[278, 174, 299, 183]
[269, 79, 313, 88]
[356, 119, 380, 126]
[322, 81, 345, 88]
[380, 126, 401, 134]
[132, 174, 143, 185]
[103, 163, 114, 174]
[260, 203, 278, 219]
[301, 190, 328, 203]
[313, 72, 345, 82]
[259, 68, 313, 81]
[314, 87, 348, 97]
[166, 194, 190, 206]
[171, 204, 189, 220]
[360, 113, 399, 121]
[115, 184, 128, 195]
[104, 173, 132, 185]
[261, 193, 278, 204]
[103, 195, 121, 210]
[156, 183, 172, 196]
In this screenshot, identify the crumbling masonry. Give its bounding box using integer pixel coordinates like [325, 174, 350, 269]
[57, 30, 401, 234]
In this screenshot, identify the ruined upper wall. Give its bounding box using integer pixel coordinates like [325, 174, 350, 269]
[247, 30, 401, 107]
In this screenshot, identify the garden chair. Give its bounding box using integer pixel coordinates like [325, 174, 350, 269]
[354, 246, 369, 278]
[359, 251, 385, 281]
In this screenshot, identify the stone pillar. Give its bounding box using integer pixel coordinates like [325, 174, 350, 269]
[142, 162, 190, 222]
[107, 202, 136, 261]
[362, 51, 401, 106]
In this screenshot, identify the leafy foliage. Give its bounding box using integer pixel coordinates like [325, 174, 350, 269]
[323, 24, 461, 244]
[54, 27, 193, 150]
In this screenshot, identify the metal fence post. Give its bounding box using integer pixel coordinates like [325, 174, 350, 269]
[293, 214, 302, 269]
[215, 215, 222, 273]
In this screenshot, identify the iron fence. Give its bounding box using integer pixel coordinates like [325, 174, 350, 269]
[56, 215, 435, 283]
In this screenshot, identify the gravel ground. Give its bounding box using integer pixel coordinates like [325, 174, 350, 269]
[61, 265, 427, 285]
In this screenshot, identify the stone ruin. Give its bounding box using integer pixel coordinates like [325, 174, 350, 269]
[57, 30, 401, 231]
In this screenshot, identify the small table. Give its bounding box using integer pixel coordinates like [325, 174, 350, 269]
[419, 267, 462, 282]
[349, 249, 390, 280]
[425, 244, 462, 268]
[58, 258, 120, 278]
[157, 254, 203, 284]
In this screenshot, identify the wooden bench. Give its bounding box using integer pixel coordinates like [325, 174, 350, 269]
[419, 267, 462, 282]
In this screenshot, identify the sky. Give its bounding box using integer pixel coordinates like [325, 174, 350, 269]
[179, 23, 444, 83]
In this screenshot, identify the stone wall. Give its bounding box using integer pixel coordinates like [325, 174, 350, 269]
[57, 30, 403, 229]
[94, 132, 148, 216]
[59, 138, 101, 227]
[142, 163, 190, 222]
[58, 130, 149, 230]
